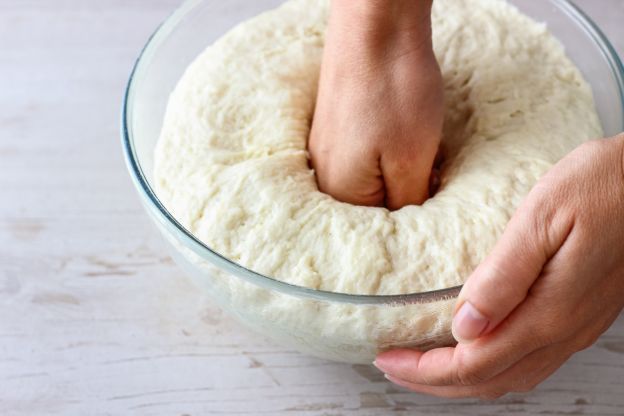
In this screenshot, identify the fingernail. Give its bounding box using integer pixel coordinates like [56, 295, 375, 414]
[385, 374, 410, 390]
[373, 357, 394, 375]
[384, 373, 397, 383]
[452, 301, 488, 342]
[373, 359, 386, 372]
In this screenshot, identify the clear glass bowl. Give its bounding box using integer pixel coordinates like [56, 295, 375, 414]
[122, 0, 624, 363]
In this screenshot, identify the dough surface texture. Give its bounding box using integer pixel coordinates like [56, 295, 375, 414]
[153, 0, 601, 362]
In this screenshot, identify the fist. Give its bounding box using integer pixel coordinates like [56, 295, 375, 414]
[309, 0, 444, 210]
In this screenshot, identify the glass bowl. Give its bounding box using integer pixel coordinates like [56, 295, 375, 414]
[122, 0, 624, 363]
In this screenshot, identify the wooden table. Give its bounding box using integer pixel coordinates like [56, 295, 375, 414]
[1, 1, 623, 414]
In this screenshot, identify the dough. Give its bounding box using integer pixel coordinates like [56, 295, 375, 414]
[153, 0, 601, 362]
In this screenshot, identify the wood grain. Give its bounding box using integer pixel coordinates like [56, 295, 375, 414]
[1, 1, 623, 415]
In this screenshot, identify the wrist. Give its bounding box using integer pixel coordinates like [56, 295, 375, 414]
[616, 133, 624, 184]
[329, 0, 434, 56]
[331, 0, 433, 25]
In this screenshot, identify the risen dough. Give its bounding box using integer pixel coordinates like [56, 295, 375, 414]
[156, 0, 600, 295]
[153, 0, 601, 361]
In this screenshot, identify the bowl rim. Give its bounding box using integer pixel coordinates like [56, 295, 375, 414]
[121, 0, 624, 306]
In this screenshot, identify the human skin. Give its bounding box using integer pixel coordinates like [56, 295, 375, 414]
[374, 134, 624, 398]
[308, 0, 444, 210]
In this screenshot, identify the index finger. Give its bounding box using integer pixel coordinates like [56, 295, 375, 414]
[375, 298, 546, 386]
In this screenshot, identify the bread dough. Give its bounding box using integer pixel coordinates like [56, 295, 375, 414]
[153, 0, 601, 362]
[155, 0, 600, 295]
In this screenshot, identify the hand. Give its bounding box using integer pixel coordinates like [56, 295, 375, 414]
[374, 134, 624, 398]
[309, 0, 444, 210]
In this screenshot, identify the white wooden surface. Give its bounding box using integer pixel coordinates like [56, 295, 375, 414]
[1, 1, 623, 415]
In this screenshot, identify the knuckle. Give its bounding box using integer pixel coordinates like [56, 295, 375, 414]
[576, 138, 605, 156]
[570, 139, 610, 170]
[386, 154, 420, 176]
[454, 352, 489, 386]
[533, 317, 565, 346]
[457, 370, 484, 387]
[525, 299, 571, 346]
[384, 146, 428, 171]
[572, 330, 599, 352]
[489, 260, 530, 301]
[578, 138, 599, 151]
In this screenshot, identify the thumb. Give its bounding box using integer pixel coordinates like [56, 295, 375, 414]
[452, 189, 573, 343]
